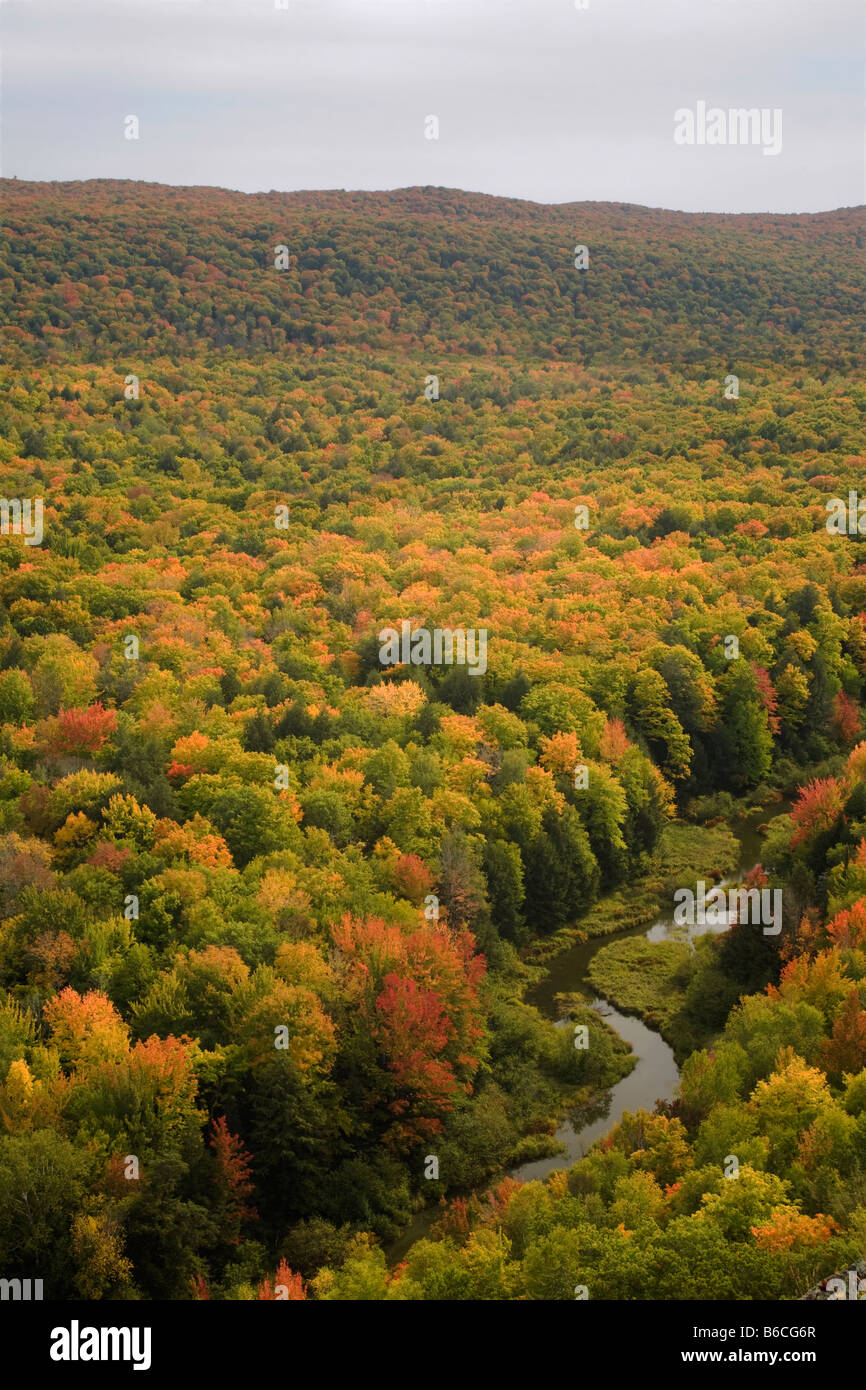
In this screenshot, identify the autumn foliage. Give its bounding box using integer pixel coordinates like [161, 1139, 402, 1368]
[0, 179, 865, 1302]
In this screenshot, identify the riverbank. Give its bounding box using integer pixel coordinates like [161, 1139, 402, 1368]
[385, 800, 792, 1265]
[587, 937, 694, 1058]
[585, 799, 794, 1062]
[521, 819, 740, 967]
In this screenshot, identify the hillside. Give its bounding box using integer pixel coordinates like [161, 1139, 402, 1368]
[1, 181, 866, 1303]
[2, 180, 864, 366]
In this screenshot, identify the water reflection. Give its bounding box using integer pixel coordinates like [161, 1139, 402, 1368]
[511, 801, 790, 1182]
[388, 801, 792, 1258]
[511, 1001, 681, 1183]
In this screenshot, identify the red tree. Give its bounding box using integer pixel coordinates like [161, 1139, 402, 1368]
[826, 899, 866, 950]
[47, 704, 118, 756]
[393, 853, 433, 905]
[790, 777, 845, 848]
[257, 1259, 306, 1300]
[753, 667, 781, 736]
[375, 974, 457, 1122]
[210, 1115, 258, 1243]
[821, 989, 866, 1078]
[831, 692, 861, 747]
[332, 914, 486, 1149]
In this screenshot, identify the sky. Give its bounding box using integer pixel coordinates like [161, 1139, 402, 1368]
[1, 0, 863, 212]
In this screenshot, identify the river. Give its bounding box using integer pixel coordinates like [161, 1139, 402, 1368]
[387, 802, 789, 1261]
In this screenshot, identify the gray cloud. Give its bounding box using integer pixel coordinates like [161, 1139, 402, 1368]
[1, 0, 862, 210]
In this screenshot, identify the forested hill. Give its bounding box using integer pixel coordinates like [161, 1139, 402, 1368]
[2, 180, 864, 368]
[3, 176, 866, 1302]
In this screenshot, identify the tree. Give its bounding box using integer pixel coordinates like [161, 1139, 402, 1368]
[715, 663, 773, 790]
[571, 762, 628, 883]
[523, 804, 600, 933]
[826, 900, 866, 950]
[599, 717, 631, 765]
[482, 838, 526, 944]
[831, 692, 861, 747]
[789, 777, 845, 850]
[374, 975, 458, 1137]
[519, 1226, 593, 1301]
[539, 730, 581, 777]
[210, 1115, 258, 1245]
[30, 636, 98, 717]
[753, 666, 781, 736]
[45, 704, 118, 757]
[313, 1235, 392, 1300]
[0, 669, 34, 723]
[694, 1165, 789, 1243]
[751, 1208, 836, 1254]
[627, 669, 692, 781]
[392, 853, 433, 906]
[102, 793, 157, 850]
[650, 645, 716, 736]
[233, 970, 337, 1076]
[187, 783, 297, 867]
[617, 747, 673, 858]
[121, 1152, 216, 1299]
[43, 988, 129, 1070]
[243, 710, 275, 753]
[437, 831, 491, 937]
[748, 1050, 835, 1169]
[71, 1204, 134, 1299]
[520, 683, 605, 754]
[331, 913, 486, 1151]
[0, 1129, 93, 1294]
[677, 1043, 748, 1123]
[0, 833, 54, 918]
[363, 741, 411, 800]
[724, 995, 825, 1091]
[821, 990, 866, 1082]
[257, 1257, 306, 1299]
[299, 787, 354, 846]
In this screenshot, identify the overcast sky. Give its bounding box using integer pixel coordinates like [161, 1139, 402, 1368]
[1, 0, 863, 212]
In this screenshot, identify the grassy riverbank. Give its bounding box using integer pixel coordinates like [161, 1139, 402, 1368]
[386, 801, 789, 1258]
[471, 818, 741, 1186]
[388, 815, 746, 1244]
[384, 989, 637, 1261]
[523, 820, 740, 967]
[583, 808, 785, 1064]
[586, 936, 701, 1062]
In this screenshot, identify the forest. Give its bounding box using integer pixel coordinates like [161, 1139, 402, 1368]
[0, 179, 865, 1300]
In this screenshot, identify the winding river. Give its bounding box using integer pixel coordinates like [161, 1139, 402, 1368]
[387, 804, 787, 1262]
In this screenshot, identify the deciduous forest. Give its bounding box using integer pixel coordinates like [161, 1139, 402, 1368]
[1, 179, 865, 1300]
